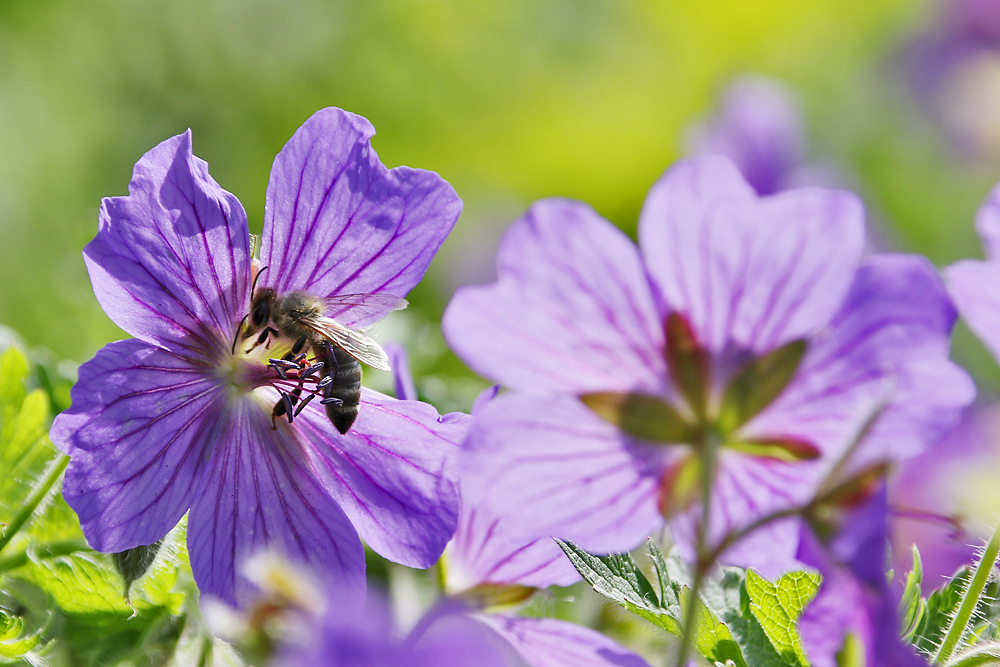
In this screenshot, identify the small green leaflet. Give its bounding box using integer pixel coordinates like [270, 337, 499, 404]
[558, 539, 823, 667]
[744, 569, 820, 667]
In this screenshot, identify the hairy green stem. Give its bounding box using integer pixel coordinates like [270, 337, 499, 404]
[0, 538, 87, 572]
[0, 453, 69, 557]
[933, 520, 1000, 664]
[674, 431, 719, 667]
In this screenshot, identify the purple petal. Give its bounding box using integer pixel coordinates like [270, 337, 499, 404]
[669, 452, 812, 578]
[443, 199, 666, 395]
[294, 388, 461, 568]
[260, 108, 462, 328]
[459, 393, 667, 555]
[446, 499, 579, 591]
[947, 259, 1000, 363]
[84, 131, 250, 353]
[50, 340, 216, 552]
[187, 399, 366, 608]
[752, 255, 974, 473]
[383, 342, 418, 401]
[975, 181, 1000, 259]
[475, 614, 653, 667]
[638, 155, 864, 355]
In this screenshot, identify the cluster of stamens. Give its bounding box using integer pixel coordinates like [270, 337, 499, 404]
[249, 337, 343, 428]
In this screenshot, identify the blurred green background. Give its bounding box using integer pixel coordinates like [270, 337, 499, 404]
[2, 0, 998, 399]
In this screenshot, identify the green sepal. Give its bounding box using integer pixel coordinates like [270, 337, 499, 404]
[112, 539, 165, 600]
[579, 391, 693, 443]
[725, 437, 820, 462]
[455, 583, 537, 611]
[718, 339, 807, 434]
[664, 312, 711, 419]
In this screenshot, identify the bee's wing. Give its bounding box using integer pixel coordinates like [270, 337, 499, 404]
[310, 318, 392, 371]
[323, 293, 407, 329]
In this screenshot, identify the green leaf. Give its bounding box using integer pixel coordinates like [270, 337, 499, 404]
[0, 609, 41, 659]
[559, 540, 760, 667]
[664, 546, 791, 667]
[0, 347, 55, 532]
[899, 546, 926, 643]
[912, 567, 969, 654]
[556, 539, 681, 634]
[744, 569, 819, 667]
[10, 513, 185, 616]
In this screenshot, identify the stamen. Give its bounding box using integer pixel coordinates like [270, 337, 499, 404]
[293, 394, 316, 417]
[269, 359, 303, 369]
[321, 397, 344, 406]
[300, 362, 325, 378]
[282, 391, 296, 423]
[317, 375, 333, 388]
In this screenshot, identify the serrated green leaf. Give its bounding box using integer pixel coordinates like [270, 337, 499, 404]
[11, 521, 185, 616]
[681, 586, 751, 667]
[744, 569, 819, 667]
[556, 539, 681, 633]
[913, 567, 970, 653]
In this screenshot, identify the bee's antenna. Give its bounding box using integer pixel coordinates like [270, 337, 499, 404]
[249, 265, 269, 296]
[231, 314, 249, 355]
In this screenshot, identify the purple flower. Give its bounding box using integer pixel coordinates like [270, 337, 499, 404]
[441, 497, 652, 667]
[279, 592, 517, 667]
[890, 405, 995, 591]
[947, 180, 1000, 360]
[797, 487, 929, 667]
[685, 75, 807, 196]
[903, 0, 1000, 160]
[444, 155, 974, 577]
[50, 108, 464, 607]
[380, 343, 650, 667]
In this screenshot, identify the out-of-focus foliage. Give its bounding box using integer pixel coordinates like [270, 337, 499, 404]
[0, 0, 978, 370]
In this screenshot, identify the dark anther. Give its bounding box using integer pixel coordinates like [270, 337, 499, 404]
[317, 375, 333, 388]
[320, 397, 344, 406]
[293, 394, 315, 417]
[291, 335, 308, 355]
[269, 359, 303, 369]
[300, 362, 324, 378]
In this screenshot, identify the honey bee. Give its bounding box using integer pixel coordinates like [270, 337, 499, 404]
[243, 287, 404, 434]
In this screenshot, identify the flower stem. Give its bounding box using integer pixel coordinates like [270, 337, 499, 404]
[932, 520, 1000, 664]
[674, 431, 719, 667]
[0, 453, 69, 557]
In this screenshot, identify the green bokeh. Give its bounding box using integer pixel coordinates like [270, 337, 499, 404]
[1, 0, 993, 388]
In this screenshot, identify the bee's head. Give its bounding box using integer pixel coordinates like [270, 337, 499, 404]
[250, 288, 278, 329]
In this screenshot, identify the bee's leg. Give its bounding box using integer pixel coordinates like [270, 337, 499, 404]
[246, 326, 278, 354]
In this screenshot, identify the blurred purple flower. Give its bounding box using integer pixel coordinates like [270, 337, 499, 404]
[382, 343, 650, 667]
[905, 0, 1000, 159]
[890, 405, 997, 592]
[685, 75, 806, 196]
[798, 488, 929, 667]
[444, 155, 974, 577]
[280, 592, 517, 667]
[50, 108, 464, 607]
[947, 180, 1000, 358]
